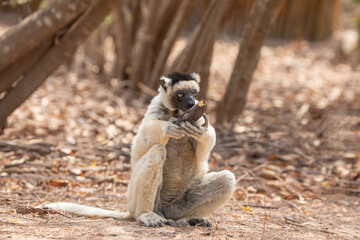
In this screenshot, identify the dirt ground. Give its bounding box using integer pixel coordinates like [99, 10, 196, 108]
[1, 23, 360, 240]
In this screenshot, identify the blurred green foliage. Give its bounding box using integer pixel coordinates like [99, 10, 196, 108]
[355, 0, 360, 29]
[355, 0, 360, 46]
[39, 0, 46, 8]
[105, 14, 112, 25]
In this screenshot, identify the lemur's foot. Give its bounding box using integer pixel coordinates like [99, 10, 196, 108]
[177, 217, 212, 227]
[139, 212, 176, 227]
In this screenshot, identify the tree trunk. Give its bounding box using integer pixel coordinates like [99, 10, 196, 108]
[112, 2, 132, 80]
[84, 21, 108, 75]
[147, 0, 193, 89]
[198, 43, 214, 100]
[130, 0, 163, 90]
[215, 0, 284, 124]
[271, 0, 339, 40]
[129, 0, 143, 50]
[183, 0, 339, 41]
[0, 0, 96, 72]
[149, 0, 183, 76]
[23, 0, 42, 17]
[194, 0, 235, 99]
[131, 0, 186, 91]
[0, 0, 118, 127]
[0, 38, 52, 94]
[168, 0, 231, 99]
[169, 0, 231, 73]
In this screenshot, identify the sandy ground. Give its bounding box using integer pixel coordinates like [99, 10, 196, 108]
[1, 31, 360, 239]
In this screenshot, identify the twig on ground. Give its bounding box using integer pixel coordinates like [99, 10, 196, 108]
[284, 216, 302, 223]
[236, 163, 266, 183]
[284, 217, 336, 234]
[331, 187, 360, 195]
[236, 172, 248, 183]
[41, 206, 73, 219]
[215, 137, 315, 163]
[243, 204, 279, 209]
[284, 200, 301, 211]
[3, 158, 27, 168]
[31, 191, 43, 204]
[247, 140, 315, 163]
[207, 198, 219, 229]
[335, 180, 360, 186]
[0, 141, 52, 155]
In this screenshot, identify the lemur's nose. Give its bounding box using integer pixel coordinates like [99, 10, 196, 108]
[187, 100, 195, 108]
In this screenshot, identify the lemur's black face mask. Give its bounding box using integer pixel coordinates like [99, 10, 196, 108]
[159, 74, 199, 113]
[173, 89, 198, 112]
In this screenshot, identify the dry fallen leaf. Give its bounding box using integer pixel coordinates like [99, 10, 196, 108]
[241, 206, 255, 215]
[48, 179, 69, 187]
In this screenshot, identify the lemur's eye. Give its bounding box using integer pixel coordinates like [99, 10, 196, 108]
[177, 93, 184, 98]
[193, 92, 198, 97]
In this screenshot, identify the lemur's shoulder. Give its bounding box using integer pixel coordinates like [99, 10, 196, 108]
[145, 95, 174, 121]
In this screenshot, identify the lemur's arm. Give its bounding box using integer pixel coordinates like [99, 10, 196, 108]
[131, 118, 186, 165]
[180, 120, 216, 175]
[180, 118, 215, 147]
[127, 117, 183, 227]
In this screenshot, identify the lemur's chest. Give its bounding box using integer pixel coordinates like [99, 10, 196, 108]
[160, 137, 198, 205]
[164, 137, 197, 173]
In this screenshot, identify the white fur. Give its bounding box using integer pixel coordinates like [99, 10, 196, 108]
[38, 202, 130, 219]
[190, 72, 200, 83]
[172, 80, 200, 93]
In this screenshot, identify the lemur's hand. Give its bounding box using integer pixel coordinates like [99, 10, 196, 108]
[163, 118, 186, 139]
[180, 121, 207, 142]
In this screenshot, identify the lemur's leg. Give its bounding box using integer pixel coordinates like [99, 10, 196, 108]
[126, 144, 175, 227]
[162, 170, 236, 226]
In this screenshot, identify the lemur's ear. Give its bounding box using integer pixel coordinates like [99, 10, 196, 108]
[159, 76, 172, 90]
[190, 73, 200, 83]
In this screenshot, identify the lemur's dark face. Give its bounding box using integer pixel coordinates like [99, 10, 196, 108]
[159, 72, 201, 113]
[171, 88, 198, 111]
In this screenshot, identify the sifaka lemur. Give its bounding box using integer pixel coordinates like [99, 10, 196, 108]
[41, 72, 236, 227]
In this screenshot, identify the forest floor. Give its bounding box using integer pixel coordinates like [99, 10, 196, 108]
[1, 35, 360, 239]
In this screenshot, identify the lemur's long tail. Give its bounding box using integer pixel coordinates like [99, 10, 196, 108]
[37, 202, 131, 220]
